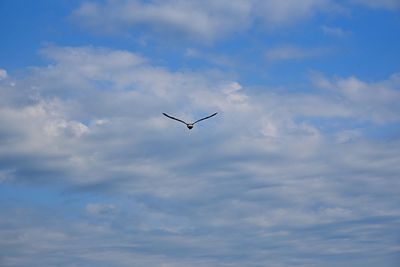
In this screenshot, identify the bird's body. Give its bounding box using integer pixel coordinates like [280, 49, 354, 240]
[163, 112, 217, 129]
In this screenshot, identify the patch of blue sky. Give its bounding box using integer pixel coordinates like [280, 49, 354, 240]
[0, 183, 67, 209]
[0, 1, 73, 70]
[332, 9, 400, 79]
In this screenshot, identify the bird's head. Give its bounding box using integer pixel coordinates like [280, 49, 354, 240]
[187, 124, 194, 129]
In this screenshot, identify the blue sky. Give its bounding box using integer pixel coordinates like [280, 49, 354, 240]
[0, 0, 400, 266]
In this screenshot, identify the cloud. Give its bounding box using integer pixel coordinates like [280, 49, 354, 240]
[0, 69, 7, 80]
[321, 25, 351, 37]
[311, 72, 400, 123]
[2, 45, 400, 189]
[73, 0, 253, 42]
[86, 203, 118, 215]
[1, 46, 400, 266]
[253, 0, 334, 27]
[72, 0, 336, 42]
[265, 45, 331, 61]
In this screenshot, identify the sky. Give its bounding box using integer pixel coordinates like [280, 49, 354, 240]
[0, 0, 400, 266]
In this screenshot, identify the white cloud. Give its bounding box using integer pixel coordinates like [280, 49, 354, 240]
[2, 46, 399, 190]
[73, 0, 253, 42]
[311, 72, 400, 123]
[2, 46, 399, 189]
[72, 0, 337, 42]
[1, 45, 400, 266]
[254, 0, 334, 27]
[0, 68, 7, 80]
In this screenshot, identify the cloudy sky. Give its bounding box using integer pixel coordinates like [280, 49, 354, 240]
[1, 0, 400, 266]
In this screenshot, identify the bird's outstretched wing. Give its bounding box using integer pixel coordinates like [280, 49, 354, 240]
[193, 112, 218, 124]
[163, 113, 188, 125]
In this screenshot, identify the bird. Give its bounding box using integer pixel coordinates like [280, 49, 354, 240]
[163, 112, 218, 129]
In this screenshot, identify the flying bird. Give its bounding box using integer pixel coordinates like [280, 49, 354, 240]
[163, 112, 218, 129]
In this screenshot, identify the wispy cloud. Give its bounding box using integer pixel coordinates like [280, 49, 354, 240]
[72, 0, 253, 42]
[71, 0, 399, 45]
[72, 0, 337, 42]
[311, 72, 400, 123]
[321, 25, 351, 37]
[0, 69, 7, 80]
[265, 45, 331, 61]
